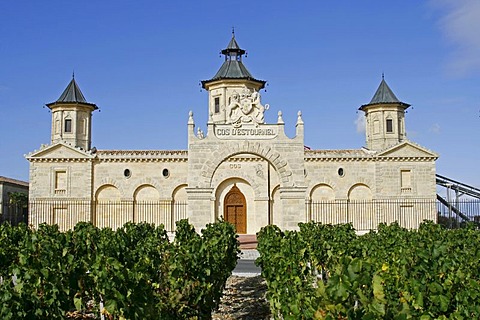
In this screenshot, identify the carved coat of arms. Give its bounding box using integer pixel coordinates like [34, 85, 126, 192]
[226, 88, 269, 127]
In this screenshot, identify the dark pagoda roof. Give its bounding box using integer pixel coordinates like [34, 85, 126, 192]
[223, 36, 245, 55]
[202, 33, 266, 88]
[46, 77, 98, 109]
[360, 77, 410, 110]
[211, 59, 256, 80]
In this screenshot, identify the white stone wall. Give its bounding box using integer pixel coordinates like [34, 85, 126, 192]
[92, 160, 188, 200]
[186, 113, 307, 232]
[305, 160, 376, 200]
[29, 160, 93, 199]
[27, 140, 437, 233]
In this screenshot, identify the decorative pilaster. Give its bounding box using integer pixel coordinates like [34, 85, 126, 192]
[186, 187, 215, 231]
[278, 186, 307, 230]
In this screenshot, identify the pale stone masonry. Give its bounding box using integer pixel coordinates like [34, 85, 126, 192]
[26, 33, 438, 233]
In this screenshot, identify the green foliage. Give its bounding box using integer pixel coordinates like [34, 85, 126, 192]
[7, 192, 28, 206]
[257, 221, 480, 319]
[0, 219, 239, 319]
[157, 218, 240, 319]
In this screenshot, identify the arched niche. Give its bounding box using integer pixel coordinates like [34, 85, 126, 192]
[348, 184, 372, 201]
[172, 184, 187, 202]
[95, 185, 121, 201]
[134, 185, 160, 201]
[311, 184, 335, 201]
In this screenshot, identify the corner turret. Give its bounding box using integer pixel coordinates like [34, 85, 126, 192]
[46, 76, 98, 150]
[359, 77, 410, 151]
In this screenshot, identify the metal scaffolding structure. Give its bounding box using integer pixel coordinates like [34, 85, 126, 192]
[436, 174, 480, 227]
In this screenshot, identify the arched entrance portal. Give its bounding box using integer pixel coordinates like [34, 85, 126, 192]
[224, 184, 247, 234]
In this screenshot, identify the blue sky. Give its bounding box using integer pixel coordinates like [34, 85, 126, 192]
[0, 1, 479, 188]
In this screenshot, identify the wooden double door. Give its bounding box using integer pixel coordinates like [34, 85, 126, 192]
[224, 185, 247, 234]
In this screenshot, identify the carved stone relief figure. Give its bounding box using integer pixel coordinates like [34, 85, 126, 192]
[226, 88, 269, 127]
[197, 127, 205, 139]
[226, 92, 241, 124]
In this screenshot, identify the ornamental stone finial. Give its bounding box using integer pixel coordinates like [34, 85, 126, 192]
[277, 111, 284, 124]
[296, 111, 304, 125]
[188, 110, 194, 125]
[208, 112, 214, 124]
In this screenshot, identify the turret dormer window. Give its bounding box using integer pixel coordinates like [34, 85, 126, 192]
[214, 97, 220, 113]
[64, 119, 72, 133]
[386, 119, 393, 133]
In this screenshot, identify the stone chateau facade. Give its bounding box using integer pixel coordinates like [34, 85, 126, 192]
[26, 34, 438, 233]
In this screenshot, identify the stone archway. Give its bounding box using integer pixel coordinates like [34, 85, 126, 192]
[198, 141, 293, 188]
[224, 184, 247, 234]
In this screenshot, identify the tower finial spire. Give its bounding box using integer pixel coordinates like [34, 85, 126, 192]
[382, 72, 384, 80]
[72, 70, 75, 79]
[232, 26, 235, 36]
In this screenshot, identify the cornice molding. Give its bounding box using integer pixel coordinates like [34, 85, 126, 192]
[96, 150, 188, 162]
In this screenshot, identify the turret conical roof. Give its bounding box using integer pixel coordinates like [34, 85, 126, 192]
[369, 79, 400, 104]
[57, 78, 88, 103]
[223, 35, 244, 54]
[46, 77, 98, 109]
[360, 77, 410, 110]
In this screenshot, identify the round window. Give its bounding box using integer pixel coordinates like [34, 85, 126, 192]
[124, 169, 131, 178]
[338, 168, 344, 177]
[162, 168, 170, 178]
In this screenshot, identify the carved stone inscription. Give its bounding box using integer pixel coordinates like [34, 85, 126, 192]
[215, 124, 278, 140]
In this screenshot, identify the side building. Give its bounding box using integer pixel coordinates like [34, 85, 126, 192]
[0, 176, 29, 225]
[26, 34, 438, 233]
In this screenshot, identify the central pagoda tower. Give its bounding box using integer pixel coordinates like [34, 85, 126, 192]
[201, 31, 266, 124]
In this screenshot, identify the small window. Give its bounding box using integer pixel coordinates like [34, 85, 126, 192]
[55, 170, 67, 195]
[401, 170, 412, 193]
[338, 168, 344, 177]
[386, 119, 393, 133]
[64, 119, 72, 133]
[162, 168, 170, 178]
[124, 169, 131, 178]
[214, 97, 220, 114]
